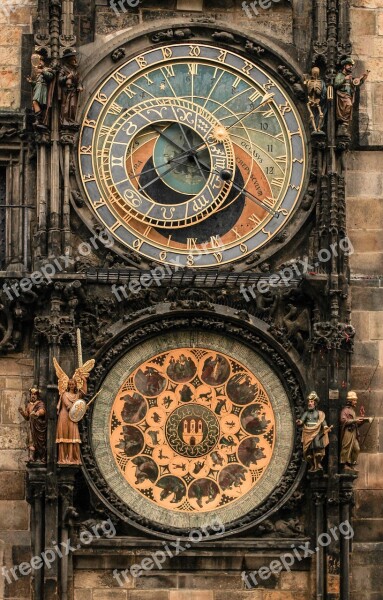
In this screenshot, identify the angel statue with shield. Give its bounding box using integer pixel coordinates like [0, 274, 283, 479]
[53, 330, 98, 464]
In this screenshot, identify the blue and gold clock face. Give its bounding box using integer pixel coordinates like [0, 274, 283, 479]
[79, 43, 307, 267]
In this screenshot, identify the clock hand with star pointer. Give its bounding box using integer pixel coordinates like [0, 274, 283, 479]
[163, 92, 275, 161]
[169, 150, 279, 217]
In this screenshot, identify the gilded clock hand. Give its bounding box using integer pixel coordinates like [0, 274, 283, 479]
[194, 162, 278, 217]
[221, 172, 279, 218]
[135, 161, 183, 194]
[127, 151, 191, 182]
[175, 123, 207, 181]
[225, 92, 275, 131]
[167, 93, 275, 160]
[150, 123, 207, 182]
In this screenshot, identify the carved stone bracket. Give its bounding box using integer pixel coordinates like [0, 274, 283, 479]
[312, 322, 355, 352]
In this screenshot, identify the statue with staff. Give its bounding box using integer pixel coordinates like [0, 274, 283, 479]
[54, 329, 101, 465]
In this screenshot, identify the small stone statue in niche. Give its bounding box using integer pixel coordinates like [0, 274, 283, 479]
[58, 48, 83, 126]
[296, 391, 332, 472]
[303, 67, 327, 134]
[27, 52, 54, 128]
[18, 387, 47, 462]
[334, 57, 370, 135]
[340, 390, 372, 471]
[53, 357, 95, 465]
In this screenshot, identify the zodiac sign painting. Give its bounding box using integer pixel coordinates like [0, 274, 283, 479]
[109, 347, 275, 513]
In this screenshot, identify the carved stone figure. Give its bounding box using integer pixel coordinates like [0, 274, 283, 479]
[297, 391, 331, 472]
[58, 49, 83, 125]
[303, 67, 327, 133]
[340, 390, 372, 471]
[334, 57, 369, 135]
[54, 357, 95, 464]
[27, 53, 54, 128]
[18, 387, 47, 462]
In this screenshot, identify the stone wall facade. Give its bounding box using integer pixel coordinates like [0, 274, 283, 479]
[0, 1, 382, 599]
[0, 353, 33, 600]
[347, 2, 383, 599]
[0, 0, 37, 109]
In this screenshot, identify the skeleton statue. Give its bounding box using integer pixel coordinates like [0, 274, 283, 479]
[303, 67, 327, 133]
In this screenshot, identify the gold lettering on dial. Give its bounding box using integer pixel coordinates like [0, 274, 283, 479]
[188, 64, 198, 76]
[189, 45, 201, 57]
[271, 178, 284, 188]
[125, 86, 137, 99]
[163, 65, 175, 77]
[108, 102, 123, 115]
[213, 252, 223, 263]
[248, 213, 261, 226]
[161, 47, 173, 59]
[95, 92, 108, 105]
[136, 56, 148, 69]
[187, 238, 198, 250]
[242, 61, 253, 76]
[249, 90, 262, 103]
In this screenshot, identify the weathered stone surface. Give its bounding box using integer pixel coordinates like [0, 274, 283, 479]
[0, 425, 26, 449]
[347, 199, 383, 230]
[365, 453, 383, 487]
[351, 287, 383, 311]
[169, 592, 213, 600]
[74, 590, 92, 600]
[176, 0, 203, 9]
[176, 575, 242, 589]
[357, 418, 379, 453]
[263, 592, 308, 600]
[0, 471, 25, 500]
[0, 390, 25, 425]
[0, 500, 28, 530]
[355, 490, 383, 517]
[346, 151, 383, 171]
[350, 8, 376, 34]
[350, 366, 383, 391]
[349, 231, 383, 253]
[349, 253, 383, 275]
[75, 569, 134, 589]
[351, 312, 371, 340]
[0, 449, 26, 470]
[127, 592, 169, 600]
[369, 313, 383, 339]
[135, 575, 178, 589]
[353, 341, 380, 365]
[353, 452, 369, 489]
[93, 591, 127, 600]
[215, 592, 263, 600]
[279, 571, 311, 592]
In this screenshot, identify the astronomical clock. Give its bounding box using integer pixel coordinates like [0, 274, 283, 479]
[78, 43, 307, 268]
[74, 33, 310, 539]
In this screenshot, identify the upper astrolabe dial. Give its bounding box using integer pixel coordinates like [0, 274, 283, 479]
[79, 43, 307, 267]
